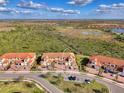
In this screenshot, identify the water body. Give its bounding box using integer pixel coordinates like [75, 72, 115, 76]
[81, 31, 102, 36]
[112, 29, 124, 33]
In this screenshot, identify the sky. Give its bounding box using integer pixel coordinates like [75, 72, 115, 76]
[0, 0, 124, 19]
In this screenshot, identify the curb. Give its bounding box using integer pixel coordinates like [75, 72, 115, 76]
[85, 73, 124, 89]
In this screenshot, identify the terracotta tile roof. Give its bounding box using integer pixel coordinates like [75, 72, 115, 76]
[0, 53, 36, 65]
[42, 52, 75, 58]
[0, 53, 36, 59]
[90, 55, 124, 67]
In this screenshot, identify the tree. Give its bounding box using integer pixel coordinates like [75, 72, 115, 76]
[56, 73, 63, 84]
[64, 88, 72, 93]
[101, 87, 108, 93]
[79, 57, 89, 71]
[104, 29, 111, 33]
[24, 82, 34, 88]
[114, 34, 124, 41]
[80, 57, 89, 66]
[98, 67, 104, 76]
[51, 62, 55, 70]
[13, 76, 24, 82]
[115, 72, 119, 81]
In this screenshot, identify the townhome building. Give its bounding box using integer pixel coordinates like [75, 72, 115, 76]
[0, 53, 36, 71]
[40, 52, 79, 71]
[88, 55, 124, 76]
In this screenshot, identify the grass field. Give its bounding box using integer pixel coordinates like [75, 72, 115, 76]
[0, 81, 46, 93]
[0, 21, 124, 59]
[44, 73, 109, 93]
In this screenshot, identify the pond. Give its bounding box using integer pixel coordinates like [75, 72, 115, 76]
[112, 29, 124, 33]
[81, 31, 102, 36]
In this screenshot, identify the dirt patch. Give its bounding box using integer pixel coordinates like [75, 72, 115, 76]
[0, 27, 15, 32]
[0, 22, 15, 32]
[56, 27, 112, 41]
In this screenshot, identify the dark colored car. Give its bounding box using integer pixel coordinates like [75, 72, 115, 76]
[68, 76, 76, 81]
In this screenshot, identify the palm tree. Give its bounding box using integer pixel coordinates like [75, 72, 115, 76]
[51, 62, 55, 71]
[98, 67, 104, 76]
[115, 72, 119, 81]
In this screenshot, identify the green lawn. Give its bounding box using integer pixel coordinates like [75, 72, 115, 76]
[0, 81, 46, 93]
[43, 73, 109, 93]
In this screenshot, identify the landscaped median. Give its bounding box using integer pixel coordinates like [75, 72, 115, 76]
[0, 78, 47, 93]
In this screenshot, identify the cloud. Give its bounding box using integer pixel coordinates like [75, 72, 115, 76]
[49, 8, 63, 13]
[17, 0, 47, 9]
[112, 3, 124, 9]
[49, 7, 80, 14]
[99, 4, 111, 10]
[0, 7, 15, 13]
[0, 0, 7, 6]
[0, 7, 33, 15]
[95, 5, 112, 14]
[96, 3, 124, 14]
[90, 3, 124, 19]
[15, 10, 33, 15]
[17, 1, 80, 15]
[67, 0, 93, 6]
[63, 10, 80, 14]
[20, 10, 32, 14]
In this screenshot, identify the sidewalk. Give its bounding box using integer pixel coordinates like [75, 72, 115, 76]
[86, 67, 124, 84]
[86, 72, 124, 89]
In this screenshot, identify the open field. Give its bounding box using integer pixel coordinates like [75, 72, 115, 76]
[0, 22, 15, 32]
[0, 81, 45, 93]
[0, 20, 124, 59]
[43, 73, 109, 93]
[56, 27, 112, 41]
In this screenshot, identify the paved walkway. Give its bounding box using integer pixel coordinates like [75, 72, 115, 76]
[86, 67, 124, 84]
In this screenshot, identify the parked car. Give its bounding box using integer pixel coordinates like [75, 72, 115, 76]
[68, 76, 76, 81]
[84, 79, 91, 84]
[119, 72, 124, 77]
[110, 73, 116, 77]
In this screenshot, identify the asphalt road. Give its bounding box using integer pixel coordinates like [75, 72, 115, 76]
[0, 73, 124, 93]
[0, 73, 64, 93]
